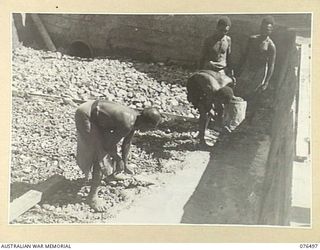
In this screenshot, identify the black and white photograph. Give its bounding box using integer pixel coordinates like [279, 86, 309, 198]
[10, 13, 312, 227]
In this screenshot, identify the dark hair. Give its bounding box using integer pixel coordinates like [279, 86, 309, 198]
[141, 107, 162, 126]
[261, 15, 275, 26]
[217, 16, 231, 27]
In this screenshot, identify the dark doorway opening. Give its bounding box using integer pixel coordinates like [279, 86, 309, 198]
[69, 41, 92, 58]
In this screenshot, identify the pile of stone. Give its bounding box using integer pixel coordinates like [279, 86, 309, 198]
[12, 46, 198, 117]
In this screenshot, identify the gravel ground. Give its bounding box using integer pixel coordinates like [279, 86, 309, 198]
[10, 46, 201, 224]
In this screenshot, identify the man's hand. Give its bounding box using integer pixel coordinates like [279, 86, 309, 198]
[225, 69, 236, 88]
[112, 159, 134, 178]
[255, 81, 269, 93]
[230, 76, 237, 88]
[114, 158, 134, 175]
[261, 81, 269, 91]
[115, 159, 125, 173]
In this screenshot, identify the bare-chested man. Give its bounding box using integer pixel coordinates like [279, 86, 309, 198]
[187, 80, 236, 146]
[235, 15, 276, 120]
[187, 16, 236, 146]
[75, 100, 161, 211]
[200, 16, 232, 74]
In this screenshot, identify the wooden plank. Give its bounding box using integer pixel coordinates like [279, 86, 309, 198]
[10, 175, 65, 222]
[10, 190, 42, 222]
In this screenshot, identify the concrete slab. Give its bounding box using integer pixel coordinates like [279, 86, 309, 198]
[110, 151, 210, 224]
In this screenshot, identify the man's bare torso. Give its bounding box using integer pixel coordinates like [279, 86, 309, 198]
[92, 100, 138, 138]
[246, 35, 276, 69]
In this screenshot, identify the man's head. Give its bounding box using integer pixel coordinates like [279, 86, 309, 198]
[215, 86, 234, 104]
[216, 16, 231, 36]
[135, 107, 162, 131]
[260, 15, 275, 37]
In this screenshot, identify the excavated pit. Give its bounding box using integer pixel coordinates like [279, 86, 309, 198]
[10, 25, 304, 225]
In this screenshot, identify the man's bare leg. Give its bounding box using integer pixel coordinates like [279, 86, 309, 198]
[213, 102, 224, 132]
[87, 162, 108, 212]
[198, 104, 209, 147]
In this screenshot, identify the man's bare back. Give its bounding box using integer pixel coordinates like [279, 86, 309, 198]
[92, 100, 138, 151]
[75, 100, 161, 211]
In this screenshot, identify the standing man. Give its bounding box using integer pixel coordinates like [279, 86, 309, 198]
[200, 16, 234, 80]
[75, 100, 161, 211]
[235, 16, 276, 120]
[187, 16, 236, 146]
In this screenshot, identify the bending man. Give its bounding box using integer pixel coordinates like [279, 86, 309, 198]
[75, 100, 161, 211]
[187, 75, 236, 146]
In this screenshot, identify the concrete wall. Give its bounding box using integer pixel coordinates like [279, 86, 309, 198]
[13, 13, 310, 68]
[12, 18, 21, 49]
[13, 14, 46, 50]
[259, 31, 298, 225]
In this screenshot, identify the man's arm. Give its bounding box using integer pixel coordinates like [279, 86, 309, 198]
[101, 127, 131, 174]
[226, 37, 231, 68]
[121, 129, 135, 170]
[102, 129, 126, 152]
[261, 42, 276, 90]
[225, 37, 233, 77]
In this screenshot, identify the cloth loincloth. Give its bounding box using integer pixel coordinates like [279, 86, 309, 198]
[75, 100, 115, 179]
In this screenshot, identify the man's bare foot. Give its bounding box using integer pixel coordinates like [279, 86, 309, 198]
[110, 172, 132, 181]
[199, 140, 208, 149]
[213, 126, 222, 133]
[87, 196, 108, 212]
[222, 126, 232, 134]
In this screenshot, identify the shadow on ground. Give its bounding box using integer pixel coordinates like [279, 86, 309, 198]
[10, 175, 85, 206]
[180, 101, 273, 224]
